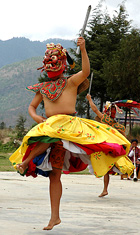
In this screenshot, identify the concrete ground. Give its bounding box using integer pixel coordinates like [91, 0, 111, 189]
[0, 172, 140, 235]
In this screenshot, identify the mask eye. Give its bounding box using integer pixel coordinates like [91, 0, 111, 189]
[51, 55, 57, 60]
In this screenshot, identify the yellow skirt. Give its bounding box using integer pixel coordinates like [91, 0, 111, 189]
[9, 114, 134, 177]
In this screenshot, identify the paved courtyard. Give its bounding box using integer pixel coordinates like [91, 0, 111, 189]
[0, 172, 140, 235]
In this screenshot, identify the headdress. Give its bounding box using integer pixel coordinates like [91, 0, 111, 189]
[37, 42, 75, 78]
[103, 101, 123, 119]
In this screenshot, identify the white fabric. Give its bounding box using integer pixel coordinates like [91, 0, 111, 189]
[36, 147, 52, 171]
[112, 165, 122, 174]
[62, 150, 71, 171]
[62, 140, 91, 171]
[87, 164, 94, 175]
[62, 140, 86, 154]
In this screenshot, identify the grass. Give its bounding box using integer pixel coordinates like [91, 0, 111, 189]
[0, 128, 16, 140]
[70, 168, 90, 175]
[0, 152, 90, 174]
[0, 152, 16, 172]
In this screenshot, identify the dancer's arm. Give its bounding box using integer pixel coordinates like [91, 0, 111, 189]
[70, 37, 90, 86]
[86, 94, 103, 119]
[28, 91, 47, 123]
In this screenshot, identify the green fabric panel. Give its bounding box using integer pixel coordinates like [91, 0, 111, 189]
[28, 136, 61, 145]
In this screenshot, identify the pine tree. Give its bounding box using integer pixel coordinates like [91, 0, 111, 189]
[16, 115, 26, 139]
[85, 3, 131, 111]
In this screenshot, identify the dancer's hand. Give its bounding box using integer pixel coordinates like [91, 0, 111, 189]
[34, 115, 47, 124]
[86, 94, 98, 112]
[86, 94, 92, 102]
[77, 36, 86, 51]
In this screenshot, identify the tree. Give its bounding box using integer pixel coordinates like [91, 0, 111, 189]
[103, 28, 140, 131]
[85, 3, 131, 112]
[104, 29, 140, 101]
[16, 115, 26, 139]
[0, 122, 6, 129]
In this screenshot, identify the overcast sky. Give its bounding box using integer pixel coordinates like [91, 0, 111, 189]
[1, 0, 140, 42]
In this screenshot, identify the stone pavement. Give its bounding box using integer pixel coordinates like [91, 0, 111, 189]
[0, 172, 140, 235]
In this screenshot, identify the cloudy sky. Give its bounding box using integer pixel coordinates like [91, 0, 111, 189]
[1, 0, 140, 42]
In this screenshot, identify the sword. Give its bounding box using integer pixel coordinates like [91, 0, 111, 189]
[88, 71, 93, 95]
[76, 5, 91, 54]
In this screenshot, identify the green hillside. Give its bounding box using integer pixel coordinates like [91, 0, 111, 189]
[0, 37, 75, 68]
[0, 57, 45, 127]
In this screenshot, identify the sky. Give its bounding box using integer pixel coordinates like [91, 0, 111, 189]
[0, 0, 140, 42]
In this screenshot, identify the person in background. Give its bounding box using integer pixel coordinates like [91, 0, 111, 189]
[128, 139, 140, 179]
[86, 94, 132, 197]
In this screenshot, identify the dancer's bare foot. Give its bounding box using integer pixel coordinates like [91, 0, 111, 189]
[43, 218, 61, 230]
[98, 191, 108, 197]
[16, 164, 28, 175]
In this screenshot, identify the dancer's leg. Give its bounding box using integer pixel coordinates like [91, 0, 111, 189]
[16, 142, 50, 174]
[127, 174, 131, 180]
[43, 168, 62, 230]
[99, 173, 109, 197]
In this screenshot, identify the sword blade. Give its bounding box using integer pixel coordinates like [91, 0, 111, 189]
[76, 5, 91, 54]
[88, 71, 93, 94]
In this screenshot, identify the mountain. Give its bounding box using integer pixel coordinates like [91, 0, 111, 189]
[0, 57, 43, 127]
[0, 37, 76, 127]
[0, 37, 75, 68]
